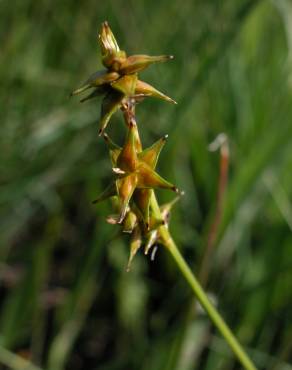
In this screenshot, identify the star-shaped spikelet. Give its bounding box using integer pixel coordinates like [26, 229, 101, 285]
[71, 21, 176, 135]
[93, 121, 179, 226]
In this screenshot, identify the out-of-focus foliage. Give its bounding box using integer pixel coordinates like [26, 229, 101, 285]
[1, 0, 292, 369]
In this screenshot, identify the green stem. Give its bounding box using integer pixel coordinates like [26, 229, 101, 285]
[150, 192, 257, 370]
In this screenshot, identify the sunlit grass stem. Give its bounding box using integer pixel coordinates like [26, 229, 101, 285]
[150, 192, 257, 370]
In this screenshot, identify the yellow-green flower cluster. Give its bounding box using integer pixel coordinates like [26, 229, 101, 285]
[71, 21, 176, 135]
[72, 22, 181, 269]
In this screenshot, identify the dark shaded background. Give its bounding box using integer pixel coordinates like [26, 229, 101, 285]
[1, 0, 292, 369]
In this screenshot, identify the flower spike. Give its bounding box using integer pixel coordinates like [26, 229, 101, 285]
[114, 124, 179, 223]
[93, 123, 179, 225]
[71, 21, 176, 132]
[73, 21, 181, 271]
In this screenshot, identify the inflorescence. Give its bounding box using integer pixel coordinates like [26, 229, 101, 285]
[71, 21, 182, 270]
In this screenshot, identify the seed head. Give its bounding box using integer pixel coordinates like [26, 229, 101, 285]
[71, 22, 176, 134]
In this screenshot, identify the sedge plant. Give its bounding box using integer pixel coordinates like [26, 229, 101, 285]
[71, 22, 258, 370]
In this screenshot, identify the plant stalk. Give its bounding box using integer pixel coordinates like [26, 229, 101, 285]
[150, 192, 257, 370]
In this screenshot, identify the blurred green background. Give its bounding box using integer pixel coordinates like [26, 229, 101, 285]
[1, 0, 292, 369]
